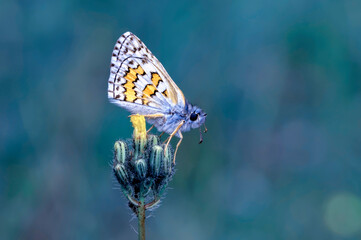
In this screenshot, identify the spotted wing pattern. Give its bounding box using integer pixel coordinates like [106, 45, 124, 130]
[108, 32, 186, 115]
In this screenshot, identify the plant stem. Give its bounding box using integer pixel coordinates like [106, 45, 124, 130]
[138, 197, 146, 240]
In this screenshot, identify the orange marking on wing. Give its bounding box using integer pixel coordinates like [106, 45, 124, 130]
[124, 73, 136, 81]
[124, 65, 144, 81]
[123, 66, 145, 102]
[151, 73, 162, 87]
[123, 80, 134, 89]
[143, 84, 157, 97]
[124, 89, 137, 102]
[133, 65, 145, 75]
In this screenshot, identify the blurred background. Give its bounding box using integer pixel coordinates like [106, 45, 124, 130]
[1, 0, 361, 239]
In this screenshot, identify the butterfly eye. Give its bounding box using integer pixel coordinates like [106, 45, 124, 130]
[190, 112, 198, 121]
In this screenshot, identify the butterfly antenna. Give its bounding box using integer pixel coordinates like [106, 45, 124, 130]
[199, 128, 203, 144]
[204, 123, 208, 133]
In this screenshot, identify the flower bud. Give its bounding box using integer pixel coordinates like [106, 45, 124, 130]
[112, 115, 176, 214]
[114, 141, 127, 164]
[114, 163, 131, 193]
[163, 146, 172, 175]
[147, 135, 159, 147]
[150, 145, 162, 176]
[135, 159, 147, 179]
[134, 136, 147, 159]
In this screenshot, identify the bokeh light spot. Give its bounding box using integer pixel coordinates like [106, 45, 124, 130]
[324, 193, 361, 237]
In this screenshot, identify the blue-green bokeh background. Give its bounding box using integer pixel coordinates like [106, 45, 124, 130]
[2, 0, 361, 239]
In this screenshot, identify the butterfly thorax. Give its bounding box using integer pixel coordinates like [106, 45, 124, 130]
[146, 102, 206, 137]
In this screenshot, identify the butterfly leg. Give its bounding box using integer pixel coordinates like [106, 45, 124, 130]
[164, 120, 185, 161]
[146, 125, 154, 134]
[173, 132, 183, 164]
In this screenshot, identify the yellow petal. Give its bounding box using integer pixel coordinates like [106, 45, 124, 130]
[130, 114, 147, 141]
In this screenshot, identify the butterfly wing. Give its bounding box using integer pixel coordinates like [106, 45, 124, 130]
[127, 33, 187, 107]
[107, 32, 186, 115]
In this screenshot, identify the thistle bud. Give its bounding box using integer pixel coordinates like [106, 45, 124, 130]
[112, 115, 177, 217]
[163, 146, 172, 175]
[114, 141, 127, 164]
[135, 159, 147, 179]
[147, 135, 159, 148]
[134, 136, 147, 159]
[150, 145, 162, 176]
[114, 164, 131, 193]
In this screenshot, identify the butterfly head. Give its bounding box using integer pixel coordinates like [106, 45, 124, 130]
[186, 104, 207, 130]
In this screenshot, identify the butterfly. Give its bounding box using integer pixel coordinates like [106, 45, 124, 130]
[108, 32, 207, 162]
